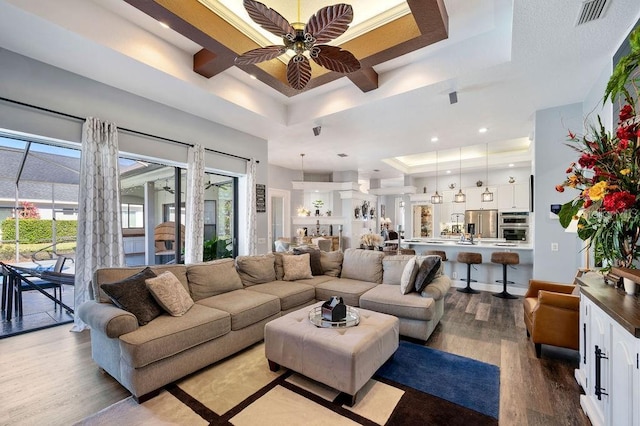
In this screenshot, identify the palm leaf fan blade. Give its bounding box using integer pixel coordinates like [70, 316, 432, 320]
[287, 56, 312, 90]
[243, 0, 294, 38]
[306, 4, 354, 44]
[312, 45, 361, 73]
[235, 45, 285, 65]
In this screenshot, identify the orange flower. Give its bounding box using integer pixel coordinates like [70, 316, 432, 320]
[555, 184, 565, 192]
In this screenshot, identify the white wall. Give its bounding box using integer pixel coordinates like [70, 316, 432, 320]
[533, 103, 584, 283]
[0, 48, 270, 254]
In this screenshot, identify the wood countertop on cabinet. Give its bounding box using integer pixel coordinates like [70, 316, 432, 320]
[577, 271, 640, 338]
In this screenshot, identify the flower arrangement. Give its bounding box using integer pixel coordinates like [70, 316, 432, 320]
[297, 206, 310, 217]
[360, 232, 383, 247]
[556, 27, 640, 269]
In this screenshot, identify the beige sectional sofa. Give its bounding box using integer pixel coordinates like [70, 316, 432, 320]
[78, 248, 451, 402]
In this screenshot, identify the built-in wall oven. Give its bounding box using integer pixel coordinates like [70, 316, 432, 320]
[499, 212, 530, 242]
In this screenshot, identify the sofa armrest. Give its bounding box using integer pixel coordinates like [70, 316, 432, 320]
[420, 274, 452, 300]
[77, 300, 139, 338]
[524, 280, 575, 298]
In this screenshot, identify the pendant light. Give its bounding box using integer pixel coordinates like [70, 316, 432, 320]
[454, 147, 466, 203]
[431, 151, 443, 204]
[481, 143, 494, 202]
[300, 153, 305, 181]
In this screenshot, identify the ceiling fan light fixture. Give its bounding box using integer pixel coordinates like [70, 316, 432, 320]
[235, 0, 361, 90]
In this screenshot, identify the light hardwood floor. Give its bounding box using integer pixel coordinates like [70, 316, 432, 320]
[0, 289, 590, 425]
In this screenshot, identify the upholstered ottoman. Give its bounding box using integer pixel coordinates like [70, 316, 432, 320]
[264, 301, 399, 405]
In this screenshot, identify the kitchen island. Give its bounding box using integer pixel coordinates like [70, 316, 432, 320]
[402, 238, 533, 295]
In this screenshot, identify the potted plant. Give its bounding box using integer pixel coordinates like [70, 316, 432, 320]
[557, 27, 640, 270]
[312, 200, 324, 216]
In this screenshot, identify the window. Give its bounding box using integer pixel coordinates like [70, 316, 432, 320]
[121, 203, 144, 228]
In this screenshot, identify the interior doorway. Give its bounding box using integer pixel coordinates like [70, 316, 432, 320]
[268, 188, 290, 251]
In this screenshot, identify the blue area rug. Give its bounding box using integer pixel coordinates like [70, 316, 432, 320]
[375, 341, 500, 419]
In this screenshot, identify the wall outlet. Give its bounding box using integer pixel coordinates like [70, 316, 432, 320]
[551, 242, 559, 251]
[452, 272, 458, 279]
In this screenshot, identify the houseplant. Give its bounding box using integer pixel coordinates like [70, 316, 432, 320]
[556, 27, 640, 269]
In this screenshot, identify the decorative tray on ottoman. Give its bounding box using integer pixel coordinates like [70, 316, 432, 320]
[309, 306, 360, 328]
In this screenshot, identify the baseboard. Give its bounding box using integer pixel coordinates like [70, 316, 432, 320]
[450, 280, 527, 296]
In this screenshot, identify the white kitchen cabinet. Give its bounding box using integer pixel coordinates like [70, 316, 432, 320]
[497, 183, 529, 210]
[464, 186, 498, 210]
[577, 272, 640, 426]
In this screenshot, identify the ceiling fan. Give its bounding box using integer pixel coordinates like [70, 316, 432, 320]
[234, 0, 361, 90]
[161, 180, 174, 194]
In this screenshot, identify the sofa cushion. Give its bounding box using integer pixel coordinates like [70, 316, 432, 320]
[382, 255, 415, 285]
[197, 289, 280, 331]
[320, 250, 343, 277]
[293, 246, 323, 276]
[100, 267, 164, 326]
[187, 259, 243, 301]
[314, 278, 378, 307]
[146, 271, 194, 316]
[246, 281, 315, 311]
[236, 254, 277, 286]
[118, 303, 231, 368]
[400, 258, 419, 295]
[295, 275, 334, 287]
[340, 248, 385, 283]
[414, 256, 442, 293]
[360, 284, 436, 321]
[282, 253, 313, 281]
[93, 264, 188, 303]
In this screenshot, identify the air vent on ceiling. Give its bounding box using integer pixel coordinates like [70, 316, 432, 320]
[576, 0, 609, 26]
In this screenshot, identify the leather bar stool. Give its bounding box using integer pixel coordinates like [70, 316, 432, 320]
[456, 252, 482, 294]
[491, 252, 519, 299]
[424, 250, 447, 261]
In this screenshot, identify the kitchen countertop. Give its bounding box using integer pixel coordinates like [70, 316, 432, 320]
[402, 238, 533, 250]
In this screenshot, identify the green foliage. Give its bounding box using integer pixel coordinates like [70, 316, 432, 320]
[203, 236, 233, 261]
[604, 27, 640, 106]
[1, 219, 77, 243]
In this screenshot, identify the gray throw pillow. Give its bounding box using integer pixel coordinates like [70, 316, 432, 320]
[414, 256, 442, 293]
[100, 267, 163, 326]
[146, 271, 194, 316]
[293, 246, 323, 275]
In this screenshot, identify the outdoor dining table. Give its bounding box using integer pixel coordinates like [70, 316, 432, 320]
[1, 262, 74, 321]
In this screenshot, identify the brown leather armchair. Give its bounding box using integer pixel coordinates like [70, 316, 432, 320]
[523, 280, 579, 358]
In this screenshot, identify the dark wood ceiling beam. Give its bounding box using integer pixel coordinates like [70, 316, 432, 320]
[193, 48, 235, 79]
[407, 0, 449, 37]
[348, 68, 379, 92]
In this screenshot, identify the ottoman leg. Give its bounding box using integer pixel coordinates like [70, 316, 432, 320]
[268, 360, 280, 372]
[339, 392, 358, 407]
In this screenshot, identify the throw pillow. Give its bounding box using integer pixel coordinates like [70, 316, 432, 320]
[235, 254, 276, 286]
[320, 250, 343, 277]
[145, 271, 194, 316]
[400, 258, 419, 294]
[282, 253, 313, 281]
[100, 267, 163, 326]
[414, 256, 442, 293]
[293, 246, 323, 276]
[382, 255, 415, 285]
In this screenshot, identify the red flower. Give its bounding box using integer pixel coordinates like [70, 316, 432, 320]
[555, 184, 565, 193]
[584, 199, 593, 208]
[603, 191, 636, 213]
[568, 130, 576, 139]
[617, 125, 635, 140]
[619, 104, 634, 122]
[578, 154, 597, 169]
[619, 139, 630, 150]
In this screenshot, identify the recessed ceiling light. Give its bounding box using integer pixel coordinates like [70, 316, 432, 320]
[159, 22, 170, 29]
[446, 170, 451, 174]
[249, 74, 257, 80]
[479, 127, 488, 133]
[508, 163, 515, 167]
[431, 137, 438, 142]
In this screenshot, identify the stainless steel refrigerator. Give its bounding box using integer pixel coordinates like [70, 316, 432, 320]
[464, 209, 498, 238]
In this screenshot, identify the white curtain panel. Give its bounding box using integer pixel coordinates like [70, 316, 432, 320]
[72, 117, 125, 332]
[246, 159, 258, 255]
[184, 144, 205, 264]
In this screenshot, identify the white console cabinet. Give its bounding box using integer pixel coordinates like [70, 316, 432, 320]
[576, 272, 640, 426]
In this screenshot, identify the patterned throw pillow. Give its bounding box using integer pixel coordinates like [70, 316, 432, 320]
[282, 253, 313, 281]
[146, 271, 194, 316]
[414, 256, 442, 293]
[100, 267, 163, 326]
